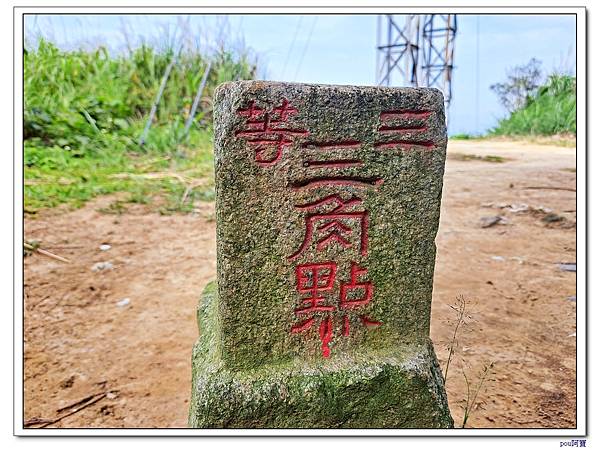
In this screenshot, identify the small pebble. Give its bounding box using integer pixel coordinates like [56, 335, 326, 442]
[91, 261, 113, 272]
[558, 263, 576, 272]
[100, 244, 111, 251]
[116, 298, 130, 307]
[480, 216, 502, 228]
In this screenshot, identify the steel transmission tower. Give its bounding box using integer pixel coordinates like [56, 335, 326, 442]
[376, 14, 457, 115]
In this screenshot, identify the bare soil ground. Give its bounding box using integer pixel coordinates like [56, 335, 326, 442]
[23, 139, 577, 429]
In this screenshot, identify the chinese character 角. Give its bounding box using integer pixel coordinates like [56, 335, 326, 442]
[289, 195, 368, 260]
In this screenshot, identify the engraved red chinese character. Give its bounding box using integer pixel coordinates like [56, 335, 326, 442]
[291, 262, 381, 358]
[236, 99, 309, 166]
[291, 262, 336, 357]
[288, 195, 369, 260]
[291, 140, 384, 191]
[294, 262, 337, 316]
[374, 109, 434, 150]
[340, 262, 373, 309]
[301, 140, 364, 169]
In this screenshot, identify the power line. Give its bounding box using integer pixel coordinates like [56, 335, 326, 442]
[237, 16, 245, 39]
[475, 15, 480, 134]
[281, 16, 303, 80]
[293, 16, 318, 82]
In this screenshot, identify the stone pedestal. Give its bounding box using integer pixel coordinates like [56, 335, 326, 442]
[189, 81, 453, 428]
[189, 283, 452, 428]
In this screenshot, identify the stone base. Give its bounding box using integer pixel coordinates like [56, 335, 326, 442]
[189, 283, 454, 429]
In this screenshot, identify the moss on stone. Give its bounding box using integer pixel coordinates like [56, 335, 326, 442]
[189, 283, 453, 428]
[189, 81, 452, 428]
[212, 81, 447, 368]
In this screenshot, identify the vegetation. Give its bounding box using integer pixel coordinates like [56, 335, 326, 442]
[448, 153, 510, 163]
[442, 295, 495, 428]
[490, 70, 576, 137]
[460, 362, 495, 428]
[450, 133, 478, 140]
[25, 40, 577, 214]
[490, 58, 543, 114]
[24, 40, 256, 212]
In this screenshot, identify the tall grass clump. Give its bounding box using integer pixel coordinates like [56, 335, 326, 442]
[490, 75, 576, 136]
[24, 39, 256, 211]
[25, 40, 256, 153]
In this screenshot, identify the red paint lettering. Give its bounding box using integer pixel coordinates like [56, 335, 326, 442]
[302, 140, 362, 150]
[361, 316, 382, 327]
[340, 262, 374, 309]
[289, 195, 369, 261]
[304, 159, 364, 169]
[374, 140, 435, 150]
[379, 110, 432, 121]
[237, 100, 264, 120]
[272, 98, 298, 121]
[290, 261, 382, 358]
[378, 125, 427, 133]
[319, 317, 333, 358]
[295, 262, 337, 315]
[291, 317, 315, 333]
[236, 98, 309, 166]
[343, 315, 350, 336]
[290, 176, 383, 191]
[375, 109, 434, 151]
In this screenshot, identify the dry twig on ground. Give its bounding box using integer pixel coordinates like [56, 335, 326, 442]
[24, 241, 70, 263]
[24, 390, 118, 428]
[523, 186, 576, 192]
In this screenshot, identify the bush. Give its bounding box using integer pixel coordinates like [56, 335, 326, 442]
[490, 74, 576, 136]
[24, 39, 256, 211]
[490, 58, 543, 114]
[24, 40, 256, 154]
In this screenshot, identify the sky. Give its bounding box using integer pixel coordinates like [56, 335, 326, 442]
[25, 14, 576, 136]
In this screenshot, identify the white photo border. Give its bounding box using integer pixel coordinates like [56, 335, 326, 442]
[13, 2, 587, 437]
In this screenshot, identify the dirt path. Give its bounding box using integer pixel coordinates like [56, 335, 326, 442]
[23, 139, 577, 429]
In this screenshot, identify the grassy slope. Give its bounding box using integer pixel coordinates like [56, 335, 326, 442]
[490, 75, 576, 137]
[24, 41, 254, 213]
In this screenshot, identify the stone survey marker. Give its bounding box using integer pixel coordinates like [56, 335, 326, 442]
[189, 81, 453, 428]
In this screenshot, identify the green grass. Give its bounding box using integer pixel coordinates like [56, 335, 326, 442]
[490, 75, 576, 137]
[448, 153, 510, 163]
[25, 128, 215, 212]
[24, 40, 254, 213]
[450, 133, 478, 140]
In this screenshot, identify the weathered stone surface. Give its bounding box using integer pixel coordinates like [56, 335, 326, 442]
[189, 282, 452, 428]
[189, 81, 452, 428]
